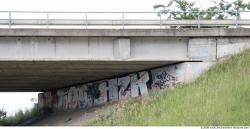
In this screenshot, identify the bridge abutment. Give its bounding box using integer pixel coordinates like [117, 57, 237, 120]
[36, 35, 250, 111]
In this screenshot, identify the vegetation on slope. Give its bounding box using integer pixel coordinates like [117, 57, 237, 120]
[90, 49, 250, 126]
[0, 107, 40, 126]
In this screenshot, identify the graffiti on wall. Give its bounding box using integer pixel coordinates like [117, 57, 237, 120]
[118, 76, 131, 99]
[94, 81, 107, 105]
[155, 71, 175, 88]
[68, 87, 78, 110]
[77, 85, 88, 109]
[38, 66, 178, 111]
[130, 72, 150, 97]
[56, 89, 69, 110]
[108, 78, 119, 102]
[151, 66, 177, 90]
[51, 92, 58, 109]
[138, 71, 149, 96]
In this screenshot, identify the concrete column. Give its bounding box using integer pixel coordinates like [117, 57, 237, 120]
[114, 38, 130, 59]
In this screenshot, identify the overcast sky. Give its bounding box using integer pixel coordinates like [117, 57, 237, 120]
[0, 0, 240, 12]
[0, 0, 249, 116]
[1, 0, 248, 12]
[0, 92, 38, 116]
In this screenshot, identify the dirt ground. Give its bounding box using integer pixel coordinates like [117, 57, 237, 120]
[31, 102, 117, 126]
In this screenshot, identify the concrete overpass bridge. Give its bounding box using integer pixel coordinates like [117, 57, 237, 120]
[0, 11, 249, 93]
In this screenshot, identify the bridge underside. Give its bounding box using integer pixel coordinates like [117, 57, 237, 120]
[0, 60, 182, 91]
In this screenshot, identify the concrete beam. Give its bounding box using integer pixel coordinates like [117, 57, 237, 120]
[0, 37, 189, 61]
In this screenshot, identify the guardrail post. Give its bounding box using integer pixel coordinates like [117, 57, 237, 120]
[85, 13, 88, 29]
[46, 12, 49, 29]
[159, 11, 162, 29]
[8, 11, 12, 29]
[198, 11, 200, 28]
[235, 10, 239, 28]
[122, 12, 124, 29]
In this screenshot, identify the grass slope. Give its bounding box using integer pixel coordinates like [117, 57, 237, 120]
[90, 49, 250, 126]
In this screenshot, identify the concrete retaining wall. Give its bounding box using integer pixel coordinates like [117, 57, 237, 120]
[37, 61, 212, 111]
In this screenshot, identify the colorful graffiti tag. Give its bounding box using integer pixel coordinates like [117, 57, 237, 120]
[38, 68, 177, 111]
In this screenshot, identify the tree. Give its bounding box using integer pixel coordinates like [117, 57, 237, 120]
[0, 109, 6, 119]
[154, 0, 250, 26]
[154, 0, 200, 20]
[207, 0, 248, 19]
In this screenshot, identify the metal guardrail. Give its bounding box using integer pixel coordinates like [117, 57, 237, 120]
[0, 11, 249, 29]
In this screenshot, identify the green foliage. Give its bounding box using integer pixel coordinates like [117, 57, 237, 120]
[89, 49, 250, 125]
[154, 0, 250, 21]
[0, 109, 7, 119]
[247, 1, 250, 9]
[207, 0, 248, 19]
[0, 107, 40, 126]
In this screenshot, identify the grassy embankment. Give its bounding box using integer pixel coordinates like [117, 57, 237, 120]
[90, 49, 250, 126]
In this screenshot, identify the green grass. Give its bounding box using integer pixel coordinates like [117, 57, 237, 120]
[89, 49, 250, 126]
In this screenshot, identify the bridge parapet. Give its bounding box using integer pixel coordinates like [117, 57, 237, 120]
[0, 11, 250, 29]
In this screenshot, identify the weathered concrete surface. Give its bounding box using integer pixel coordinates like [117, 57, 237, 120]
[1, 28, 250, 37]
[217, 37, 250, 58]
[130, 37, 188, 60]
[0, 37, 189, 60]
[188, 38, 217, 61]
[114, 38, 130, 59]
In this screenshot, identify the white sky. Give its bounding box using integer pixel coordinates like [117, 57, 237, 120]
[1, 0, 247, 12]
[0, 92, 38, 116]
[0, 0, 240, 12]
[0, 0, 249, 115]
